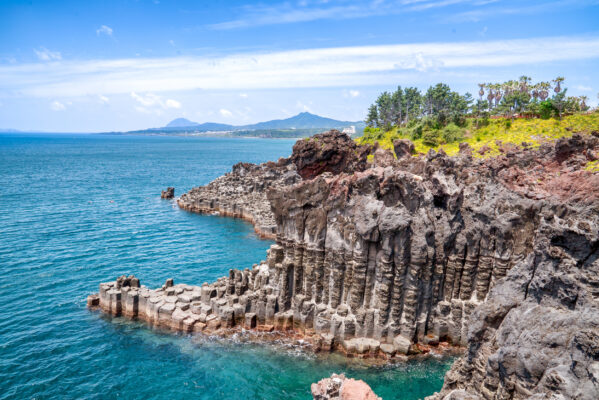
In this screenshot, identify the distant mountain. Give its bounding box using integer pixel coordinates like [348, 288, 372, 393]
[244, 112, 360, 130]
[166, 118, 198, 128]
[117, 112, 365, 138]
[160, 112, 362, 131]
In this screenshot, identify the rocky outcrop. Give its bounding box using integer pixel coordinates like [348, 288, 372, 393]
[291, 130, 373, 179]
[161, 187, 175, 199]
[312, 374, 381, 400]
[93, 130, 599, 398]
[177, 160, 300, 239]
[427, 206, 599, 399]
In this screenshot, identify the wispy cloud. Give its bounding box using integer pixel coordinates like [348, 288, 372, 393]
[4, 35, 599, 98]
[446, 0, 598, 22]
[219, 108, 233, 117]
[34, 47, 62, 61]
[96, 25, 113, 36]
[208, 0, 505, 29]
[130, 92, 181, 114]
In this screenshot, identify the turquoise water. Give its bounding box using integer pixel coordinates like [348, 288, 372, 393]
[0, 133, 452, 400]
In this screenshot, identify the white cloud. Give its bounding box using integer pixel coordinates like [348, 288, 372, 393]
[6, 35, 599, 97]
[296, 101, 312, 112]
[239, 93, 248, 98]
[219, 108, 233, 117]
[50, 100, 66, 111]
[349, 90, 360, 97]
[34, 47, 62, 61]
[96, 25, 113, 36]
[98, 95, 110, 104]
[130, 92, 181, 110]
[165, 98, 181, 108]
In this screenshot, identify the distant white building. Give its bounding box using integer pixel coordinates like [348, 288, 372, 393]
[342, 126, 356, 135]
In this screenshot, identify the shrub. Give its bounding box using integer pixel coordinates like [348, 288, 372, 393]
[441, 123, 464, 143]
[539, 101, 555, 119]
[422, 129, 440, 147]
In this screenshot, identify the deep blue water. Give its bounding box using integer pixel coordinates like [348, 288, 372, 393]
[0, 133, 452, 400]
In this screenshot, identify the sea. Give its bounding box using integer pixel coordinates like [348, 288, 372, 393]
[0, 133, 453, 400]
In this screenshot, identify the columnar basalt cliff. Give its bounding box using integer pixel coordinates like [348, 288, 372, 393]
[91, 130, 599, 398]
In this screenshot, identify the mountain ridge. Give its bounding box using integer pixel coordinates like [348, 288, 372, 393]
[159, 112, 362, 132]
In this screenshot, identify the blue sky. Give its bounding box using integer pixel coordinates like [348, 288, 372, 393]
[1, 0, 598, 132]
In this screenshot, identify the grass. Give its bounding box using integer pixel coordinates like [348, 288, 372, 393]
[356, 112, 599, 159]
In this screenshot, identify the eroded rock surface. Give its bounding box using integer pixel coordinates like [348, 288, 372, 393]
[93, 130, 599, 398]
[311, 374, 381, 400]
[177, 159, 300, 239]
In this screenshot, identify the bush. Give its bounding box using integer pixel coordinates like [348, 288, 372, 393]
[407, 123, 424, 140]
[441, 123, 464, 143]
[422, 129, 440, 147]
[539, 101, 555, 119]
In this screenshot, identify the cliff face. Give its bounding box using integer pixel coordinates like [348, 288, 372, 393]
[93, 130, 599, 398]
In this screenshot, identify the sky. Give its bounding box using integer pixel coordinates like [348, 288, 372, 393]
[1, 0, 598, 132]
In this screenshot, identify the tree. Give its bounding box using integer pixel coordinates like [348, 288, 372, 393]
[365, 104, 379, 127]
[375, 92, 394, 130]
[403, 87, 422, 125]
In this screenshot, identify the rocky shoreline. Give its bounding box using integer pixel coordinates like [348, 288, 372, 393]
[90, 130, 599, 399]
[88, 274, 462, 361]
[176, 159, 299, 239]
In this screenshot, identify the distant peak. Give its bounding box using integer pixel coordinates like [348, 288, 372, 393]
[165, 118, 198, 128]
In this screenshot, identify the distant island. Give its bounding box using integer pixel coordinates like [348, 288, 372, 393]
[104, 112, 365, 138]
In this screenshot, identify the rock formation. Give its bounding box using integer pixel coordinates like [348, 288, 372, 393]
[177, 160, 299, 239]
[312, 374, 381, 400]
[92, 129, 599, 398]
[161, 187, 175, 199]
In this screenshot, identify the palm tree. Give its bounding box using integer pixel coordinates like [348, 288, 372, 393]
[486, 83, 495, 110]
[580, 95, 588, 111]
[494, 83, 503, 108]
[531, 83, 540, 101]
[478, 83, 485, 100]
[553, 77, 565, 93]
[538, 82, 551, 101]
[519, 76, 531, 94]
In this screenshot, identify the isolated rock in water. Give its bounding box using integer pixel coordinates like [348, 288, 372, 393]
[312, 374, 381, 400]
[161, 187, 174, 199]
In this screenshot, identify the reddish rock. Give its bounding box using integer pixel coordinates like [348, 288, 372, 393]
[291, 130, 373, 179]
[311, 374, 381, 400]
[393, 139, 415, 159]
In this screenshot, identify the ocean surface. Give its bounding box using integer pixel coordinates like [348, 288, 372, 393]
[0, 133, 453, 400]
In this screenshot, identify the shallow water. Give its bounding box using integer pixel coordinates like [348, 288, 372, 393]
[0, 133, 452, 400]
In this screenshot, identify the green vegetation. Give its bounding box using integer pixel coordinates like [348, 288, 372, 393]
[359, 77, 598, 158]
[358, 112, 599, 158]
